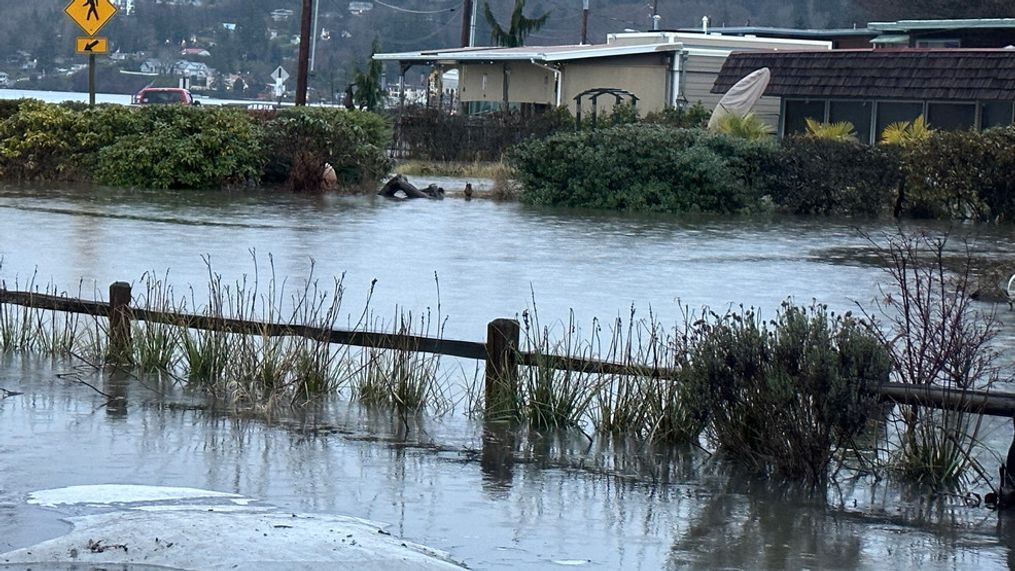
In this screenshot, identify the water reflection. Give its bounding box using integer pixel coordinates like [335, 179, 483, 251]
[480, 423, 515, 495]
[2, 359, 1014, 569]
[102, 370, 130, 419]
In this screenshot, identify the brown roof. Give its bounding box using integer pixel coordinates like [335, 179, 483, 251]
[712, 49, 1015, 101]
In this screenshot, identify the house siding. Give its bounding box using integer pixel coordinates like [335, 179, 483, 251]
[560, 54, 669, 114]
[459, 62, 554, 105]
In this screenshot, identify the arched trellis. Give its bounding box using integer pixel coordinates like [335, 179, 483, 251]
[574, 87, 639, 128]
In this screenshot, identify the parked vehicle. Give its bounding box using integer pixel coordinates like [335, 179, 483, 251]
[133, 87, 198, 105]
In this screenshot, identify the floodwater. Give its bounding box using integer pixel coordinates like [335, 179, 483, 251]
[0, 87, 267, 107]
[2, 183, 1015, 569]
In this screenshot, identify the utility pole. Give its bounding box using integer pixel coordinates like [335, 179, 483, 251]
[651, 0, 660, 30]
[296, 0, 313, 105]
[461, 0, 474, 47]
[580, 0, 589, 45]
[310, 0, 321, 72]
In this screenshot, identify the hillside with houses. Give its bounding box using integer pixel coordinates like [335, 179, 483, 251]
[0, 0, 1009, 100]
[0, 0, 871, 100]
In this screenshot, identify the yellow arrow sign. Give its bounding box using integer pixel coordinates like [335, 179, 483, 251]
[65, 0, 118, 36]
[76, 37, 109, 54]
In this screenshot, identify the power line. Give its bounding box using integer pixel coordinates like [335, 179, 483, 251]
[373, 0, 462, 14]
[380, 10, 460, 44]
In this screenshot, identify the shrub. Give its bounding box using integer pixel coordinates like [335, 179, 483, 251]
[0, 99, 86, 180]
[688, 302, 890, 485]
[861, 232, 1006, 488]
[261, 107, 391, 191]
[773, 137, 902, 216]
[94, 106, 263, 189]
[508, 125, 779, 213]
[898, 127, 1015, 221]
[642, 102, 710, 128]
[0, 98, 27, 122]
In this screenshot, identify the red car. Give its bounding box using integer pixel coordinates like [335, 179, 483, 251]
[133, 87, 199, 105]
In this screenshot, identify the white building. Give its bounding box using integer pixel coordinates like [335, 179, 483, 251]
[112, 0, 135, 15]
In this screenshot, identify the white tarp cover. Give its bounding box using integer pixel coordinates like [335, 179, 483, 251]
[0, 485, 466, 570]
[707, 67, 771, 130]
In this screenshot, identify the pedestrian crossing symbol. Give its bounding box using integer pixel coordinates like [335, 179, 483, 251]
[65, 0, 118, 36]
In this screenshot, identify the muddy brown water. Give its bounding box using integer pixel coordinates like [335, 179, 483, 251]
[2, 183, 1015, 569]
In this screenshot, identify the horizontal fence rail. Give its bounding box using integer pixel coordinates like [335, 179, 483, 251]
[2, 284, 1015, 419]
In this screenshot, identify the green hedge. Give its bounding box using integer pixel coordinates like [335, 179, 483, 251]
[774, 137, 902, 217]
[95, 106, 262, 189]
[0, 99, 390, 191]
[899, 126, 1015, 221]
[507, 125, 781, 213]
[509, 123, 1015, 220]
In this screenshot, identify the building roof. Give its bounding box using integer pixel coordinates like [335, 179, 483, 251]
[373, 42, 681, 64]
[868, 18, 1015, 32]
[674, 26, 876, 40]
[712, 49, 1015, 101]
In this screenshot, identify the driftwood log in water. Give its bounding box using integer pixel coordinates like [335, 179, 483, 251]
[378, 175, 444, 200]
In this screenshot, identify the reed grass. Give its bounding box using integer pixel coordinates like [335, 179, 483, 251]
[133, 271, 179, 374]
[520, 309, 600, 430]
[590, 307, 704, 444]
[0, 268, 88, 354]
[353, 277, 450, 415]
[394, 159, 507, 180]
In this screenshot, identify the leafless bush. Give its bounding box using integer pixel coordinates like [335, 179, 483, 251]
[861, 231, 1007, 488]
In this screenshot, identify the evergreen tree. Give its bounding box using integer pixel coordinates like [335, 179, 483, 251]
[482, 0, 550, 47]
[352, 38, 384, 111]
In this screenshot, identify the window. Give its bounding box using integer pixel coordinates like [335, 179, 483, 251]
[915, 39, 960, 48]
[980, 101, 1014, 130]
[829, 100, 873, 143]
[926, 102, 976, 131]
[875, 102, 923, 142]
[783, 99, 826, 136]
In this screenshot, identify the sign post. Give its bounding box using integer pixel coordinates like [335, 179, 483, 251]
[65, 0, 118, 106]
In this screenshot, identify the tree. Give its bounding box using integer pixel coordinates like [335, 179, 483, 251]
[852, 0, 1013, 20]
[482, 0, 549, 48]
[352, 38, 384, 111]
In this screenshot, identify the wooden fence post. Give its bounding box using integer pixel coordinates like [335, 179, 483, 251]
[108, 281, 132, 363]
[485, 318, 519, 420]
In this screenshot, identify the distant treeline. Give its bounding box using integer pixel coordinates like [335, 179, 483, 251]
[0, 99, 391, 192]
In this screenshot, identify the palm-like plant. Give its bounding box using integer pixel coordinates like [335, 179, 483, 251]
[880, 114, 933, 145]
[805, 117, 858, 142]
[715, 112, 774, 141]
[483, 0, 550, 47]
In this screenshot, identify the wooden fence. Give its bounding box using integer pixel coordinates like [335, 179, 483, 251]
[2, 282, 1015, 426]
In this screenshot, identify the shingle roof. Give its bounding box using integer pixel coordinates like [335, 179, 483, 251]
[712, 49, 1015, 101]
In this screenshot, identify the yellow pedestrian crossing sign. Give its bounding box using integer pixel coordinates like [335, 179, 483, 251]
[65, 0, 118, 36]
